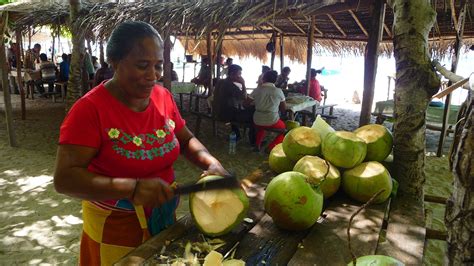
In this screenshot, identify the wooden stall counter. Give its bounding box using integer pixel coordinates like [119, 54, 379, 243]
[116, 164, 425, 266]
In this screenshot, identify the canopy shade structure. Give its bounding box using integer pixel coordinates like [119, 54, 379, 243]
[0, 0, 472, 63]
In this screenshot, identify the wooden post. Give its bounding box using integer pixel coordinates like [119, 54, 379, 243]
[436, 1, 466, 157]
[359, 0, 386, 126]
[1, 12, 17, 147]
[51, 31, 56, 63]
[15, 29, 25, 120]
[206, 32, 214, 96]
[57, 24, 61, 55]
[306, 16, 315, 96]
[163, 35, 172, 90]
[280, 33, 284, 73]
[99, 39, 104, 65]
[270, 34, 276, 70]
[216, 42, 222, 80]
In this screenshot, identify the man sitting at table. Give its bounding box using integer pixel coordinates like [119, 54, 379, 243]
[249, 70, 286, 151]
[213, 64, 255, 145]
[37, 53, 58, 95]
[275, 66, 291, 90]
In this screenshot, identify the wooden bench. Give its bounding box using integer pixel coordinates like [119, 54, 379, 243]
[297, 104, 338, 126]
[117, 164, 426, 266]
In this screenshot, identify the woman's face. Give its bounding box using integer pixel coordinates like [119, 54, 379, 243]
[112, 36, 163, 99]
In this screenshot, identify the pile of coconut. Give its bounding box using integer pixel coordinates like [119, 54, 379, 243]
[184, 116, 401, 265]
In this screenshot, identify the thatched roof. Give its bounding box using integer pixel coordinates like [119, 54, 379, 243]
[1, 0, 473, 62]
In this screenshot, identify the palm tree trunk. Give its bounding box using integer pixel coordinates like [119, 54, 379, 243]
[66, 0, 85, 111]
[390, 0, 440, 198]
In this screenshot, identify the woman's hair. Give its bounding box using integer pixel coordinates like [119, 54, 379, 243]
[263, 70, 278, 83]
[61, 53, 68, 61]
[39, 53, 47, 62]
[261, 65, 271, 73]
[310, 68, 322, 78]
[106, 21, 163, 63]
[228, 64, 242, 76]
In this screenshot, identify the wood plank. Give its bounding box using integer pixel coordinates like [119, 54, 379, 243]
[122, 166, 275, 265]
[233, 213, 310, 265]
[288, 193, 389, 265]
[376, 195, 426, 265]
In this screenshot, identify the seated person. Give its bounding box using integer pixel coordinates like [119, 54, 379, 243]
[191, 57, 211, 96]
[295, 69, 323, 101]
[158, 62, 179, 82]
[308, 68, 323, 102]
[94, 61, 114, 86]
[212, 64, 255, 144]
[275, 66, 291, 90]
[249, 70, 286, 151]
[220, 57, 233, 78]
[58, 53, 70, 82]
[37, 53, 57, 94]
[257, 65, 271, 86]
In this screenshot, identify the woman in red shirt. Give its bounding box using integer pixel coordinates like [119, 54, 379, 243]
[54, 21, 228, 265]
[308, 68, 323, 102]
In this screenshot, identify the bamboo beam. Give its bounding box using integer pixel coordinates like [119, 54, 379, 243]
[1, 11, 17, 147]
[302, 15, 324, 36]
[349, 10, 368, 36]
[15, 29, 25, 120]
[359, 0, 385, 126]
[270, 34, 276, 70]
[280, 33, 284, 73]
[450, 0, 458, 32]
[266, 21, 283, 34]
[206, 31, 214, 97]
[383, 23, 392, 38]
[163, 35, 172, 90]
[306, 16, 315, 96]
[327, 14, 347, 37]
[437, 0, 467, 157]
[287, 17, 306, 35]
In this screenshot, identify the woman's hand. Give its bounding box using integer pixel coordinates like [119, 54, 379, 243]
[130, 178, 174, 208]
[200, 162, 230, 178]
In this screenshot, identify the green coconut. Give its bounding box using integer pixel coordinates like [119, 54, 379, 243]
[268, 143, 295, 174]
[285, 120, 301, 130]
[282, 126, 322, 162]
[264, 171, 323, 231]
[293, 155, 341, 199]
[322, 131, 367, 168]
[311, 115, 335, 140]
[190, 175, 249, 237]
[354, 124, 393, 162]
[347, 255, 405, 266]
[342, 161, 393, 204]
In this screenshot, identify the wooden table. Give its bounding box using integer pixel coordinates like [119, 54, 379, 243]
[170, 82, 198, 112]
[116, 164, 426, 265]
[285, 95, 318, 121]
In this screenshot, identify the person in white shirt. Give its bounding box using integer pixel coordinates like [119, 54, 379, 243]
[249, 70, 287, 151]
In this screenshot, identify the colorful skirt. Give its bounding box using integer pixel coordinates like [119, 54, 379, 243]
[79, 198, 178, 265]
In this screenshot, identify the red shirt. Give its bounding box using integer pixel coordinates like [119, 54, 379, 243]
[309, 79, 322, 102]
[59, 84, 185, 198]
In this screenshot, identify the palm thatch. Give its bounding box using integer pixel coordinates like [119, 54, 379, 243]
[0, 0, 472, 63]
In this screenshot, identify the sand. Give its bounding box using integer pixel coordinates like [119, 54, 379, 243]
[0, 94, 454, 264]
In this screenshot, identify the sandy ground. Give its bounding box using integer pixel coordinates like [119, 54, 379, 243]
[0, 93, 453, 264]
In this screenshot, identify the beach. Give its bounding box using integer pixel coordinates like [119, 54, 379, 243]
[0, 93, 453, 264]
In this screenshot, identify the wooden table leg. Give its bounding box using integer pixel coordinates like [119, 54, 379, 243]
[179, 93, 184, 111]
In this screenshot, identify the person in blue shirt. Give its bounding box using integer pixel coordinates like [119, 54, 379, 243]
[58, 53, 70, 82]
